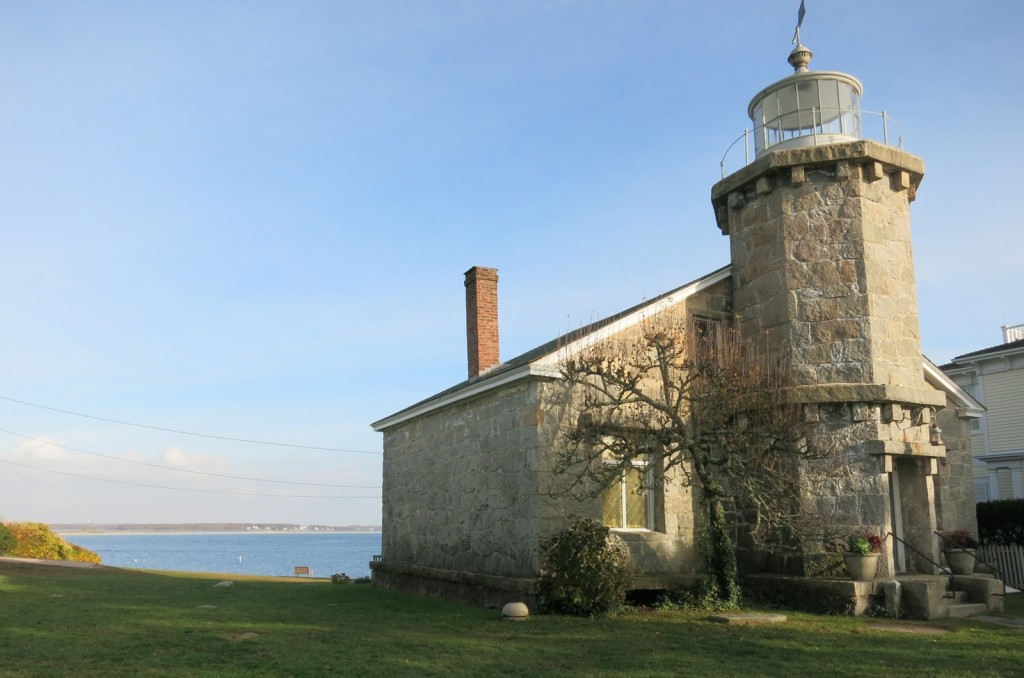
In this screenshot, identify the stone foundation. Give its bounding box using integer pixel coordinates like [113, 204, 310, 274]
[745, 573, 1005, 619]
[371, 560, 537, 609]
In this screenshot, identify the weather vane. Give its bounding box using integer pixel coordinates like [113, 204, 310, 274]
[792, 0, 806, 45]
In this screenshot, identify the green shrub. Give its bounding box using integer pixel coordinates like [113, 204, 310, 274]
[5, 522, 101, 563]
[536, 517, 628, 616]
[0, 522, 18, 555]
[656, 576, 740, 612]
[977, 499, 1024, 546]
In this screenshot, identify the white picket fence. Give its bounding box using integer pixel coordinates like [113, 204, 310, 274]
[978, 544, 1024, 589]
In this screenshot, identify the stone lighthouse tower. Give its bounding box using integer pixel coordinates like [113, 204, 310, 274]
[710, 42, 947, 577]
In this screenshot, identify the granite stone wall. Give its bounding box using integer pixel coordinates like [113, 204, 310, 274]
[710, 141, 956, 576]
[379, 380, 547, 580]
[377, 290, 734, 600]
[712, 141, 938, 409]
[934, 396, 980, 535]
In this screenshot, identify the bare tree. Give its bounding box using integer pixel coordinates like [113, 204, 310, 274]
[557, 313, 838, 605]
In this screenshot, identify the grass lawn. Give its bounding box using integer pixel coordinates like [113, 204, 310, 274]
[1, 561, 1021, 677]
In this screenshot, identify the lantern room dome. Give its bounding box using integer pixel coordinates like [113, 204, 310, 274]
[747, 44, 863, 157]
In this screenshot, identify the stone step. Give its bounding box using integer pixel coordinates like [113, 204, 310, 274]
[948, 590, 969, 603]
[946, 603, 989, 618]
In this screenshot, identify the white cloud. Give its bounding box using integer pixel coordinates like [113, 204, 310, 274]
[7, 437, 65, 460]
[161, 446, 227, 469]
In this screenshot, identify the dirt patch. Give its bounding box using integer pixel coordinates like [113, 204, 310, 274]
[972, 616, 1024, 629]
[708, 613, 787, 625]
[226, 632, 260, 641]
[865, 623, 952, 635]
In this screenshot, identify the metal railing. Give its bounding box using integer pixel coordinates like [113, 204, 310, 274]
[935, 530, 1008, 598]
[883, 531, 1008, 601]
[886, 531, 956, 598]
[1003, 323, 1024, 343]
[720, 110, 905, 178]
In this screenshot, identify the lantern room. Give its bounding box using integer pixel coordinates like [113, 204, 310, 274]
[748, 44, 863, 157]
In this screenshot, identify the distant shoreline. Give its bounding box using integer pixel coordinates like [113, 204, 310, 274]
[59, 530, 381, 536]
[53, 524, 381, 536]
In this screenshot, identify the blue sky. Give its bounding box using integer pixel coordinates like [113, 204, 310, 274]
[1, 1, 1022, 526]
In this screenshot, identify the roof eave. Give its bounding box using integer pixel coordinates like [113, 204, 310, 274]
[371, 364, 561, 432]
[371, 265, 732, 433]
[923, 358, 985, 415]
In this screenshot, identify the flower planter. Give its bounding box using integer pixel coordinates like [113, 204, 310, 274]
[843, 552, 880, 581]
[944, 548, 976, 575]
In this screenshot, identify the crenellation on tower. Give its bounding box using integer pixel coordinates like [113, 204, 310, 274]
[712, 141, 937, 405]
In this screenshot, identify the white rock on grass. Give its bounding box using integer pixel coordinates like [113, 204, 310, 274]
[501, 602, 529, 621]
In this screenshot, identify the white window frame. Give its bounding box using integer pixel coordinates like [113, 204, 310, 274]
[602, 458, 654, 531]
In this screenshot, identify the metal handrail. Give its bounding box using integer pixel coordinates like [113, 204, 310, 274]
[719, 130, 750, 179]
[934, 531, 1007, 598]
[884, 532, 1011, 602]
[720, 109, 905, 178]
[885, 531, 955, 598]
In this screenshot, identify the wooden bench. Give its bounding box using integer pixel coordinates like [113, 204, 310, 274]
[293, 565, 312, 577]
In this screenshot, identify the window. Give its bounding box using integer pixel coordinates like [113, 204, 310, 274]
[961, 384, 982, 432]
[997, 468, 1014, 500]
[693, 315, 723, 360]
[602, 460, 652, 530]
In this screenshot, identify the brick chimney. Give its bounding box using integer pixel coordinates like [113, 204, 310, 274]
[465, 266, 500, 378]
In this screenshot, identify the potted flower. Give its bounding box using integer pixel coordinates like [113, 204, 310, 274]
[943, 529, 979, 575]
[843, 533, 884, 581]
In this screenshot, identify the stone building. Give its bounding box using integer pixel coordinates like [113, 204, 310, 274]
[370, 42, 984, 608]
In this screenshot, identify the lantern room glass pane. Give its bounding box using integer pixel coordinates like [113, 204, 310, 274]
[762, 91, 779, 125]
[818, 79, 842, 126]
[753, 102, 766, 154]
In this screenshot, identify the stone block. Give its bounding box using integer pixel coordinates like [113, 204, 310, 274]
[791, 165, 806, 187]
[882, 579, 901, 616]
[882, 403, 904, 423]
[891, 171, 910, 191]
[864, 161, 884, 183]
[791, 239, 824, 263]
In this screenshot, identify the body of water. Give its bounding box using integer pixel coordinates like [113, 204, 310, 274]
[62, 531, 381, 579]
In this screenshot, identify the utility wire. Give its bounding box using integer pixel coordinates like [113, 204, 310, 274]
[0, 458, 380, 499]
[0, 428, 380, 489]
[0, 395, 382, 455]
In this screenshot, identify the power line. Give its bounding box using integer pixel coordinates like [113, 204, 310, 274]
[0, 428, 380, 489]
[0, 395, 382, 455]
[0, 458, 381, 499]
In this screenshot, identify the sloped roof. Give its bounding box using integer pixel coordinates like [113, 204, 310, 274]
[371, 265, 731, 431]
[923, 357, 985, 416]
[372, 262, 980, 431]
[944, 338, 1024, 367]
